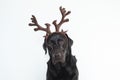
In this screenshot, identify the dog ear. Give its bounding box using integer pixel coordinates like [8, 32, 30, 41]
[43, 39, 47, 54]
[65, 34, 73, 55]
[71, 56, 77, 66]
[65, 34, 73, 47]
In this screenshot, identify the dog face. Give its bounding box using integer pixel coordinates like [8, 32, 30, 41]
[43, 33, 73, 65]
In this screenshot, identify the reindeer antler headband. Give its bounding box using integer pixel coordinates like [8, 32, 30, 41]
[29, 6, 71, 38]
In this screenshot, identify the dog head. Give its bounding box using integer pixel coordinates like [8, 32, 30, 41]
[43, 33, 73, 65]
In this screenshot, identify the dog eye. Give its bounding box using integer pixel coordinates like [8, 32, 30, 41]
[58, 39, 63, 42]
[47, 44, 53, 50]
[58, 39, 64, 45]
[47, 40, 55, 48]
[48, 40, 54, 44]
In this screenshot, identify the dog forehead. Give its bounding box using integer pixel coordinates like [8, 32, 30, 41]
[47, 33, 67, 41]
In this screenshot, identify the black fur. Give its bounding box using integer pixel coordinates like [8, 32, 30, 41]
[43, 33, 78, 80]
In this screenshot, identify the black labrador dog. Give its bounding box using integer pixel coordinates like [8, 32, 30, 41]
[43, 33, 79, 80]
[29, 6, 79, 80]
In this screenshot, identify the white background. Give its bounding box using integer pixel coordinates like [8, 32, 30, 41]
[0, 0, 120, 80]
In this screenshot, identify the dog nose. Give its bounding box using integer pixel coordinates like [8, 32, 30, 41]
[55, 53, 61, 58]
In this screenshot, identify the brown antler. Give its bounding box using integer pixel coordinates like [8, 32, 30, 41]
[52, 6, 71, 32]
[29, 15, 51, 35]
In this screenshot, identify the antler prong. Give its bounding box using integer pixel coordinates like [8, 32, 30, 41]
[52, 6, 71, 32]
[61, 29, 68, 33]
[29, 15, 51, 34]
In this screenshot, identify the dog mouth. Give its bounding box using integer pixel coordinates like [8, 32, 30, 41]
[52, 53, 66, 65]
[55, 58, 64, 63]
[52, 57, 65, 65]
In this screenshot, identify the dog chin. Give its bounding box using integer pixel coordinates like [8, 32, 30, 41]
[52, 59, 65, 65]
